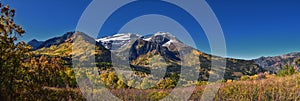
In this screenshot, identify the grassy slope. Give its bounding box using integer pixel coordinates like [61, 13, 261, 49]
[42, 73, 300, 101]
[111, 73, 300, 100]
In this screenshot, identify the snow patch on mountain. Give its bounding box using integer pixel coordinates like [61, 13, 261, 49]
[96, 33, 134, 42]
[153, 32, 172, 36]
[162, 40, 175, 47]
[143, 37, 152, 41]
[96, 33, 140, 50]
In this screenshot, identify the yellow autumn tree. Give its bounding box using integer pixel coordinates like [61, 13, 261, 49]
[0, 3, 30, 100]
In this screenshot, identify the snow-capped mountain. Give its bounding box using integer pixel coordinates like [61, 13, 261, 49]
[96, 33, 140, 50]
[96, 32, 185, 50]
[27, 31, 266, 80]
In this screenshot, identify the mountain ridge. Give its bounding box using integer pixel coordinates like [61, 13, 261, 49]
[28, 32, 300, 62]
[28, 32, 75, 50]
[254, 52, 300, 73]
[26, 31, 299, 80]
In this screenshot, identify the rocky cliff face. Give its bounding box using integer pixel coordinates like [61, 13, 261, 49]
[128, 32, 181, 63]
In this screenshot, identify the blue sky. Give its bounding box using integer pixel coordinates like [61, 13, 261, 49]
[4, 0, 300, 60]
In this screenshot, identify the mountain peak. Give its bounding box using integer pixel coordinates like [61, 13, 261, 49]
[28, 39, 44, 50]
[29, 39, 39, 42]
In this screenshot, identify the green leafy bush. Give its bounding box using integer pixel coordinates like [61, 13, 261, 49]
[277, 64, 296, 77]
